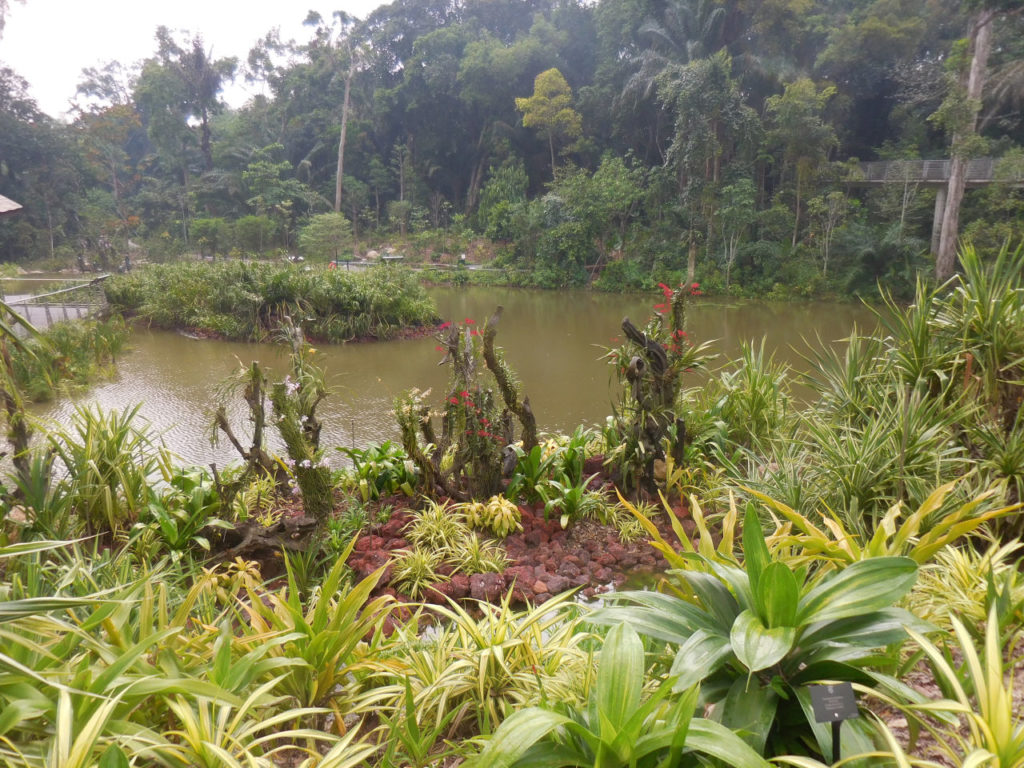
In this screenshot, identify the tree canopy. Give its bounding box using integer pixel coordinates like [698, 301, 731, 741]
[0, 0, 1021, 293]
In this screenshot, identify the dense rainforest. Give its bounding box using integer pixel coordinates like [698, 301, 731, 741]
[1, 0, 1023, 296]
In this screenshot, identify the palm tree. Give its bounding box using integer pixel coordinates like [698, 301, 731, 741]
[621, 0, 726, 105]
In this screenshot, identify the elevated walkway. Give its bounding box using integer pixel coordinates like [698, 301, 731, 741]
[847, 158, 1024, 188]
[844, 157, 1023, 253]
[2, 276, 111, 334]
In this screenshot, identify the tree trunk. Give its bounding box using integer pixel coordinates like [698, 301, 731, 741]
[334, 54, 354, 213]
[200, 113, 213, 171]
[792, 169, 802, 248]
[687, 232, 697, 285]
[935, 9, 997, 282]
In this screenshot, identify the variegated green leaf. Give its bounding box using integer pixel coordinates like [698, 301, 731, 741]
[797, 557, 917, 625]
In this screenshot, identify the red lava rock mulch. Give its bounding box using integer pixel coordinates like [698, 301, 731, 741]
[347, 496, 694, 608]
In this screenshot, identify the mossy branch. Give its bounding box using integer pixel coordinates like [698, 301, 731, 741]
[482, 305, 538, 451]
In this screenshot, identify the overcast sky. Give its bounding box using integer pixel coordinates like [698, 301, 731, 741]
[1, 0, 384, 119]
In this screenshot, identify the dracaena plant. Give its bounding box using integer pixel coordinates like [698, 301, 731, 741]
[751, 481, 1021, 569]
[868, 607, 1024, 768]
[592, 503, 929, 761]
[462, 622, 770, 768]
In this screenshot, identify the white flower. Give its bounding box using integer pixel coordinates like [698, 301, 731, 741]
[283, 375, 300, 395]
[300, 459, 312, 469]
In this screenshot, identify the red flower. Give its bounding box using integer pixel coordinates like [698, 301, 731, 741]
[653, 302, 669, 312]
[470, 329, 480, 336]
[691, 282, 700, 289]
[439, 321, 452, 330]
[459, 390, 469, 398]
[464, 317, 475, 325]
[658, 282, 673, 299]
[435, 345, 445, 352]
[449, 397, 459, 404]
[478, 430, 488, 437]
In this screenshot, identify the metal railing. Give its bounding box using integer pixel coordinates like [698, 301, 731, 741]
[3, 275, 110, 333]
[850, 158, 1024, 185]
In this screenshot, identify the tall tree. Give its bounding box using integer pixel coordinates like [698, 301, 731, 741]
[153, 27, 237, 172]
[657, 51, 760, 280]
[765, 77, 838, 247]
[302, 11, 365, 214]
[934, 1, 1022, 281]
[515, 68, 583, 177]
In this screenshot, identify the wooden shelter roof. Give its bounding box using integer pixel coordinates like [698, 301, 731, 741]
[0, 195, 23, 216]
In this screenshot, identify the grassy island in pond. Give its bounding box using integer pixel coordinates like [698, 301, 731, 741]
[103, 262, 439, 342]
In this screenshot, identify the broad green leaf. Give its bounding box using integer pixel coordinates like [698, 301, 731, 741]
[0, 700, 40, 738]
[743, 504, 770, 590]
[720, 676, 778, 754]
[706, 559, 755, 610]
[683, 571, 740, 629]
[591, 591, 720, 643]
[800, 608, 928, 655]
[596, 623, 644, 739]
[685, 718, 772, 767]
[669, 629, 732, 691]
[462, 708, 573, 768]
[797, 557, 917, 625]
[730, 609, 795, 673]
[757, 561, 799, 628]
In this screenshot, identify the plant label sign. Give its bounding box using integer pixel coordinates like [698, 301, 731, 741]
[809, 682, 859, 723]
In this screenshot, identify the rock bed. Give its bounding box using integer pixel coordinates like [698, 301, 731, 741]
[347, 499, 694, 607]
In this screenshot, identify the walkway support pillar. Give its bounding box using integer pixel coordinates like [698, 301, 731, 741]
[931, 186, 947, 257]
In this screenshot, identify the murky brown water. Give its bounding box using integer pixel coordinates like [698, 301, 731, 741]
[33, 286, 875, 468]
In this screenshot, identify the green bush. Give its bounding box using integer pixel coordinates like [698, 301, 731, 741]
[104, 261, 439, 341]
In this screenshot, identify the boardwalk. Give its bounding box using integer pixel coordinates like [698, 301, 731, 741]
[848, 157, 1024, 187]
[844, 157, 1024, 253]
[3, 277, 110, 333]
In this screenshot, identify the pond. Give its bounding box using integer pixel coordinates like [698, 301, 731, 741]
[32, 286, 876, 468]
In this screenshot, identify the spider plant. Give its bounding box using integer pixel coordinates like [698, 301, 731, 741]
[147, 677, 338, 768]
[422, 592, 595, 735]
[405, 499, 471, 551]
[446, 532, 508, 575]
[390, 548, 447, 599]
